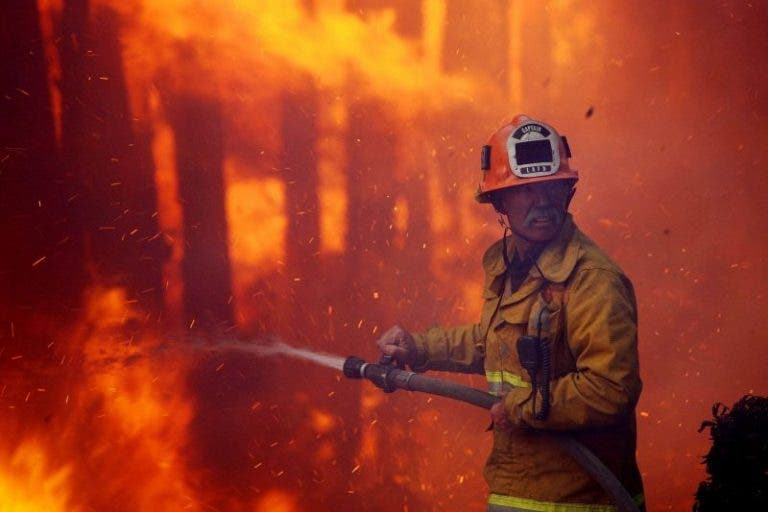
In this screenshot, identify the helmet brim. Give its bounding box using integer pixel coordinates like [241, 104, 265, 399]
[475, 172, 579, 203]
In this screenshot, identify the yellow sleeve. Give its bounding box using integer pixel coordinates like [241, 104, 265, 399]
[505, 268, 642, 429]
[411, 323, 486, 375]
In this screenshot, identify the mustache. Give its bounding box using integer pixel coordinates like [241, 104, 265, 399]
[523, 206, 565, 227]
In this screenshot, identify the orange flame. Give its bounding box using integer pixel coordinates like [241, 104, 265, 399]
[14, 1, 768, 511]
[0, 440, 72, 512]
[100, 0, 480, 113]
[72, 287, 198, 509]
[0, 287, 199, 510]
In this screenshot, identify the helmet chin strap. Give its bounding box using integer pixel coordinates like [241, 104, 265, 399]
[498, 214, 513, 270]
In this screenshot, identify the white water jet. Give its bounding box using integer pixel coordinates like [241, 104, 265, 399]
[210, 339, 347, 372]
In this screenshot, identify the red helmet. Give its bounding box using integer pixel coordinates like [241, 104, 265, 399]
[475, 114, 579, 203]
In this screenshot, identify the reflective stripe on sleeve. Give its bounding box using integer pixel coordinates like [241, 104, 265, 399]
[486, 371, 530, 395]
[488, 494, 617, 512]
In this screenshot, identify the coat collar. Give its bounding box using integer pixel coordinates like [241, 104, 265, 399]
[482, 214, 581, 301]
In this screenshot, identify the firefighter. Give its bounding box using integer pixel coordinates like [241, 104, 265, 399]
[376, 115, 645, 512]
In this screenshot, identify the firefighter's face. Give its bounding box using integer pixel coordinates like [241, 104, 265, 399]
[495, 180, 573, 243]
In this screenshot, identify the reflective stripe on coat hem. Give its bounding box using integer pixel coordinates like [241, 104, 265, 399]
[486, 371, 530, 394]
[487, 493, 617, 512]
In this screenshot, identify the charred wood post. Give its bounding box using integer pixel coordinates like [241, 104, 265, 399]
[59, 1, 166, 310]
[345, 100, 397, 282]
[0, 0, 84, 314]
[281, 83, 321, 301]
[167, 95, 234, 332]
[87, 7, 167, 308]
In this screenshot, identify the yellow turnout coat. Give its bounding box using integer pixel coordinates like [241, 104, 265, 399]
[412, 215, 645, 511]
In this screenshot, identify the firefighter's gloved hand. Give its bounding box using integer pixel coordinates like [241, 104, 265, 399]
[490, 393, 514, 432]
[376, 325, 418, 368]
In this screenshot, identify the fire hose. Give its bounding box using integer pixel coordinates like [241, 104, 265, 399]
[343, 356, 641, 512]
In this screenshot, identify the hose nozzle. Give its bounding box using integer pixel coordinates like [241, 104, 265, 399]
[343, 356, 367, 379]
[343, 356, 399, 392]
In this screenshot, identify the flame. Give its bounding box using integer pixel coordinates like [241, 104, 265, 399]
[316, 95, 349, 254]
[149, 87, 185, 326]
[359, 386, 383, 463]
[103, 0, 480, 112]
[73, 287, 198, 509]
[392, 194, 409, 249]
[0, 440, 72, 512]
[14, 1, 768, 511]
[226, 172, 287, 274]
[0, 287, 199, 510]
[310, 409, 337, 434]
[254, 489, 297, 512]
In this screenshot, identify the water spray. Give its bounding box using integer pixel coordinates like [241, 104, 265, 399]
[175, 337, 346, 371]
[233, 340, 345, 371]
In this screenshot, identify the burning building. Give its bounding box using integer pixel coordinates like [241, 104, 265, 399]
[1, 1, 767, 511]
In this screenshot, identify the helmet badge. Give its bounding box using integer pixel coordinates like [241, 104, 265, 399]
[507, 121, 561, 179]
